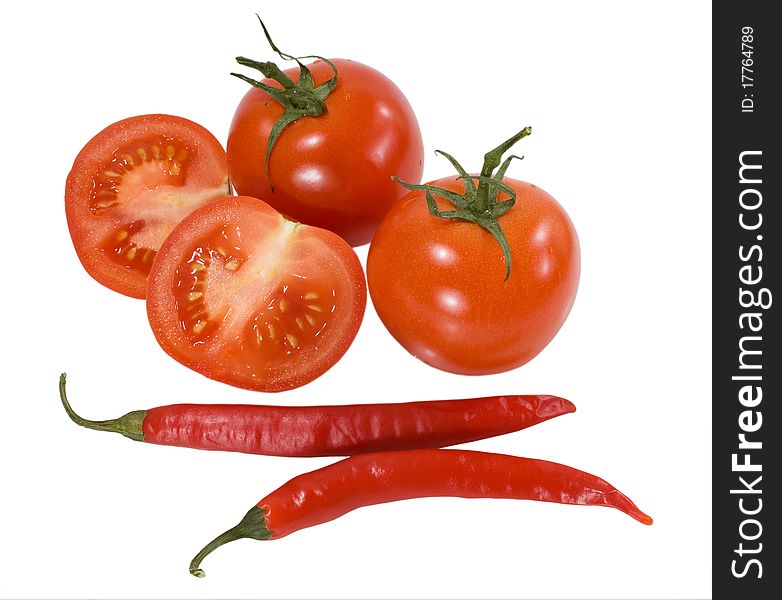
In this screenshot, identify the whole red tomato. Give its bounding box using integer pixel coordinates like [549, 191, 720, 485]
[367, 129, 580, 375]
[227, 25, 423, 247]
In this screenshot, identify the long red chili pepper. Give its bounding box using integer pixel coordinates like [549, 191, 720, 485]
[58, 373, 575, 457]
[189, 448, 652, 576]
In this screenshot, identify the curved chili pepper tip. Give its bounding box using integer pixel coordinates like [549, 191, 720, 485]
[611, 490, 653, 525]
[539, 396, 576, 417]
[635, 512, 653, 526]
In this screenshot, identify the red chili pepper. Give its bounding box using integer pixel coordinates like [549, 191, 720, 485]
[59, 373, 575, 457]
[189, 448, 652, 576]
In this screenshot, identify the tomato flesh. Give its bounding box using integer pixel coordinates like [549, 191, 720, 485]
[66, 115, 229, 298]
[147, 196, 366, 392]
[173, 224, 336, 365]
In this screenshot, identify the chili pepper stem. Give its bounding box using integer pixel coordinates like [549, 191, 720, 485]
[58, 373, 146, 442]
[189, 506, 271, 578]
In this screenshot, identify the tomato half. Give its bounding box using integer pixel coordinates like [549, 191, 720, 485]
[227, 59, 423, 246]
[367, 178, 580, 375]
[146, 195, 366, 392]
[65, 114, 230, 298]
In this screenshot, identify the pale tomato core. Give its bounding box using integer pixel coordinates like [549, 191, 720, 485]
[92, 135, 192, 275]
[172, 220, 339, 370]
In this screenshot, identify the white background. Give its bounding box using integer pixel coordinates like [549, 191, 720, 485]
[0, 1, 711, 598]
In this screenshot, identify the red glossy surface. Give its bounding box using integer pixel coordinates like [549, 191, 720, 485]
[367, 177, 580, 374]
[141, 395, 575, 456]
[260, 449, 652, 538]
[228, 59, 423, 246]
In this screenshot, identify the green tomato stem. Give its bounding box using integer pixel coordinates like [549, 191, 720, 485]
[232, 15, 338, 191]
[392, 126, 532, 280]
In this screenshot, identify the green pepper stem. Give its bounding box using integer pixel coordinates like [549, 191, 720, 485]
[58, 373, 146, 442]
[189, 506, 272, 578]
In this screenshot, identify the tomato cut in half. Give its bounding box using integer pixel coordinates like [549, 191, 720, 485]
[146, 196, 367, 392]
[65, 114, 230, 298]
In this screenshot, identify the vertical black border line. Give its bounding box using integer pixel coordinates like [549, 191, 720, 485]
[713, 2, 779, 599]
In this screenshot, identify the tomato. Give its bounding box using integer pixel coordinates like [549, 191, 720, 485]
[146, 195, 366, 392]
[367, 131, 579, 375]
[227, 58, 423, 246]
[65, 114, 230, 299]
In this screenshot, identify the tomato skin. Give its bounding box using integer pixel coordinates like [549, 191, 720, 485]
[367, 178, 580, 375]
[146, 196, 366, 392]
[65, 114, 229, 298]
[227, 59, 424, 247]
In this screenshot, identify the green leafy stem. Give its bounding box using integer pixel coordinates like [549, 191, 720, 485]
[393, 126, 532, 280]
[232, 16, 338, 191]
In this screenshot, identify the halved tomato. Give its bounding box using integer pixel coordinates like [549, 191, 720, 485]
[146, 196, 366, 392]
[65, 114, 230, 298]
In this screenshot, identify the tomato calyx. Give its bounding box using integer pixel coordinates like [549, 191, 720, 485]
[232, 15, 338, 191]
[393, 126, 532, 280]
